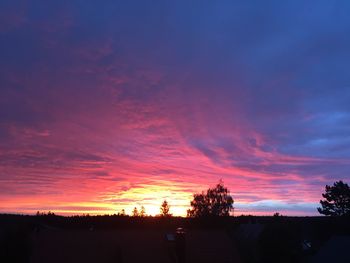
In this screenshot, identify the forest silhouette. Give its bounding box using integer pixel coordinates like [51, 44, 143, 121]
[1, 181, 350, 263]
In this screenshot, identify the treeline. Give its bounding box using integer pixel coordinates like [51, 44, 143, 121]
[11, 179, 350, 219]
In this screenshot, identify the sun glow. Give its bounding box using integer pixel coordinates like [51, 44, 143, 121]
[106, 183, 193, 217]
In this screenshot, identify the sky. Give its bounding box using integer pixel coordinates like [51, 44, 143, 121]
[1, 1, 350, 216]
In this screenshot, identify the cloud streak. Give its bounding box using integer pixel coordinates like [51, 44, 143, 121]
[1, 1, 350, 216]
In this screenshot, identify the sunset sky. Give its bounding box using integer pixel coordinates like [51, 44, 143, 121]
[1, 1, 350, 216]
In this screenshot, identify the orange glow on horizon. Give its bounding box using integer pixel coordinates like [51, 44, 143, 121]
[104, 184, 193, 217]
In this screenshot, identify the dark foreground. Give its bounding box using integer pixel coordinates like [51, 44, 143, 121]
[0, 214, 349, 263]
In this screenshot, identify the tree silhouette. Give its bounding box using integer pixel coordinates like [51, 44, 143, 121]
[140, 206, 146, 217]
[160, 200, 171, 217]
[132, 207, 139, 217]
[318, 180, 350, 216]
[118, 209, 126, 216]
[187, 181, 234, 217]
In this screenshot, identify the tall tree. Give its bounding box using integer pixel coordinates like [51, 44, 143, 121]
[132, 207, 139, 217]
[160, 200, 171, 217]
[187, 181, 234, 217]
[140, 206, 146, 217]
[318, 180, 350, 216]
